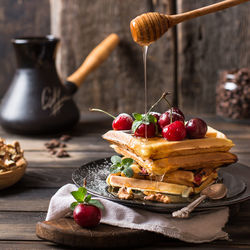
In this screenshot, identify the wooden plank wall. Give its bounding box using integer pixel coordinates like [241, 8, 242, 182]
[51, 0, 250, 115]
[0, 0, 249, 115]
[177, 0, 250, 115]
[0, 0, 50, 98]
[50, 0, 175, 115]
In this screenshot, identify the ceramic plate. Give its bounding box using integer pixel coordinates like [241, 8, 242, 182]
[72, 159, 250, 213]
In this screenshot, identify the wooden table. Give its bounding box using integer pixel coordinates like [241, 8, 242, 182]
[1, 113, 250, 249]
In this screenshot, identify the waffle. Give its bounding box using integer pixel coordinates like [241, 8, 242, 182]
[102, 126, 234, 160]
[106, 174, 192, 196]
[112, 144, 237, 175]
[115, 161, 218, 187]
[103, 125, 236, 201]
[106, 170, 218, 196]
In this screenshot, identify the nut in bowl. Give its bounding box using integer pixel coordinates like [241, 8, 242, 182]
[0, 139, 27, 190]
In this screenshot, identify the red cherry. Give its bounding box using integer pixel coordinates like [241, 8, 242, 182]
[171, 107, 185, 120]
[112, 113, 133, 130]
[194, 173, 202, 186]
[73, 204, 101, 228]
[149, 112, 161, 132]
[149, 112, 161, 120]
[158, 109, 184, 129]
[134, 123, 156, 138]
[162, 121, 186, 141]
[158, 112, 171, 129]
[186, 118, 207, 139]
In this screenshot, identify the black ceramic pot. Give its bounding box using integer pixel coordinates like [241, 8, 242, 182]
[0, 34, 119, 134]
[0, 36, 79, 134]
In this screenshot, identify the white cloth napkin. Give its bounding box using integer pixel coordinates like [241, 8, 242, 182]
[46, 184, 229, 243]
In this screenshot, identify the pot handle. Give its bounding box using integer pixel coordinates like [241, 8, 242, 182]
[65, 33, 119, 94]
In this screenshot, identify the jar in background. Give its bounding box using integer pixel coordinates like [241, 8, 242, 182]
[216, 68, 250, 120]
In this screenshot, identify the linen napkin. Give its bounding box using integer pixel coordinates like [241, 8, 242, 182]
[46, 184, 229, 243]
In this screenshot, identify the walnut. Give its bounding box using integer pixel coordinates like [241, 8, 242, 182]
[118, 187, 134, 200]
[16, 158, 27, 168]
[13, 141, 21, 154]
[144, 193, 170, 204]
[0, 138, 26, 172]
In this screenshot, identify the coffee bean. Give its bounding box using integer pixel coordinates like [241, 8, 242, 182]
[60, 135, 71, 142]
[56, 149, 70, 158]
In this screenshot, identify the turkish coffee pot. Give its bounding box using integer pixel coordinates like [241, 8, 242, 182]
[0, 34, 119, 134]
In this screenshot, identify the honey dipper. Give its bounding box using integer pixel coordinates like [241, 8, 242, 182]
[130, 0, 249, 46]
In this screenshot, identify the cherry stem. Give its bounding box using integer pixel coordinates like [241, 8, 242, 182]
[89, 108, 116, 119]
[163, 96, 173, 124]
[147, 91, 170, 114]
[163, 96, 172, 109]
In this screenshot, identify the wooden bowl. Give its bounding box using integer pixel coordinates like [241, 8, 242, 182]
[0, 164, 27, 190]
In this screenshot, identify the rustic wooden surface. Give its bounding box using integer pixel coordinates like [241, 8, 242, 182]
[50, 0, 250, 115]
[0, 0, 50, 99]
[177, 0, 250, 115]
[0, 113, 250, 249]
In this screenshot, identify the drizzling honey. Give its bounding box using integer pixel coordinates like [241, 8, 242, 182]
[142, 46, 148, 114]
[142, 45, 148, 138]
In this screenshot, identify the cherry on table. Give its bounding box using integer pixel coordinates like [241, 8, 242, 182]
[185, 118, 207, 139]
[112, 113, 133, 130]
[134, 123, 156, 138]
[73, 204, 101, 228]
[162, 121, 186, 141]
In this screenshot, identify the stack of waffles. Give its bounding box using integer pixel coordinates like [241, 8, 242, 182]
[103, 126, 237, 202]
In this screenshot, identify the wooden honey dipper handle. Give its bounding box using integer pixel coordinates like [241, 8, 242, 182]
[169, 0, 249, 27]
[130, 0, 249, 46]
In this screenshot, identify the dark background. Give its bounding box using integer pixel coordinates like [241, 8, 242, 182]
[0, 0, 249, 115]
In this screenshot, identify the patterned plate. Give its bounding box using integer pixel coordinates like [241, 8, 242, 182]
[72, 160, 249, 213]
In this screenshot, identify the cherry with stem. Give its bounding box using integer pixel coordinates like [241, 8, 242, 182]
[89, 108, 133, 130]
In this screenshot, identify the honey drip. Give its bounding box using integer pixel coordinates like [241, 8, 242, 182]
[142, 45, 148, 138]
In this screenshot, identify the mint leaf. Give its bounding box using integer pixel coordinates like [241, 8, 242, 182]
[121, 158, 133, 168]
[88, 199, 105, 210]
[132, 120, 142, 133]
[142, 114, 157, 125]
[84, 194, 92, 203]
[110, 165, 122, 174]
[111, 155, 121, 164]
[110, 164, 118, 172]
[148, 114, 157, 124]
[141, 119, 150, 125]
[132, 113, 142, 121]
[71, 187, 87, 203]
[122, 167, 134, 178]
[70, 201, 78, 211]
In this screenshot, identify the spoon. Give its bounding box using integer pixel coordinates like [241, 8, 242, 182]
[172, 183, 227, 219]
[130, 0, 249, 46]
